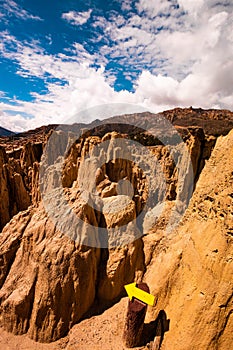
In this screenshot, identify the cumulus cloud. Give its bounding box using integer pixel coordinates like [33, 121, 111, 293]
[62, 10, 92, 26]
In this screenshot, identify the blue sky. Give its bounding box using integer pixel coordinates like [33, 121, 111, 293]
[0, 0, 232, 131]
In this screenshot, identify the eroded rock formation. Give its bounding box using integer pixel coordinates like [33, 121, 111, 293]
[0, 108, 232, 347]
[144, 130, 233, 349]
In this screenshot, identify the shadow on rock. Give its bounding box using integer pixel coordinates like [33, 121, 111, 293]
[141, 310, 170, 349]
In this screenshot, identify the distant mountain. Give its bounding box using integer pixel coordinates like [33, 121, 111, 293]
[0, 126, 16, 137]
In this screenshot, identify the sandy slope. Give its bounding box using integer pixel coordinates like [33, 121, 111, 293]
[0, 297, 155, 349]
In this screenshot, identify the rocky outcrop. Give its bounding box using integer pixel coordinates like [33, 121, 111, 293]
[0, 201, 145, 342]
[0, 146, 10, 229]
[0, 108, 224, 231]
[0, 142, 43, 231]
[0, 130, 148, 342]
[0, 109, 232, 346]
[0, 205, 101, 342]
[162, 107, 233, 136]
[144, 129, 233, 349]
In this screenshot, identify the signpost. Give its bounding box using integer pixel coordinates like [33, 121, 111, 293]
[124, 282, 155, 306]
[123, 282, 155, 348]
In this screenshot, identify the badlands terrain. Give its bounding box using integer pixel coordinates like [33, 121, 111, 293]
[0, 107, 232, 349]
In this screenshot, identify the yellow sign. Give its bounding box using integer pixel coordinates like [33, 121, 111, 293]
[124, 283, 155, 306]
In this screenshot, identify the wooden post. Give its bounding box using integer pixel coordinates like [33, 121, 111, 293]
[123, 283, 150, 348]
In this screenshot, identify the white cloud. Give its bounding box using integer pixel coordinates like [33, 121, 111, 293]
[136, 0, 181, 19]
[135, 72, 179, 106]
[45, 34, 53, 46]
[1, 0, 43, 21]
[0, 91, 6, 98]
[178, 0, 232, 17]
[0, 110, 33, 133]
[178, 0, 204, 15]
[62, 9, 92, 26]
[121, 0, 132, 11]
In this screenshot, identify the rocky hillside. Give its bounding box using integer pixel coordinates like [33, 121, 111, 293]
[161, 107, 233, 136]
[0, 107, 232, 348]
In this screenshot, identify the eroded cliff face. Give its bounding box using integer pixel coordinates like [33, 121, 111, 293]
[0, 206, 101, 342]
[0, 110, 232, 346]
[0, 142, 42, 231]
[144, 130, 233, 349]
